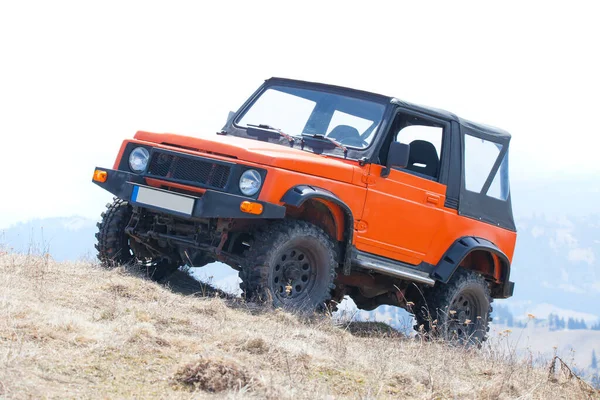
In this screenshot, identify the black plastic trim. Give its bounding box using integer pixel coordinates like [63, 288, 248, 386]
[444, 198, 459, 209]
[443, 121, 462, 210]
[93, 167, 285, 219]
[145, 147, 236, 192]
[118, 145, 267, 199]
[431, 236, 513, 299]
[280, 185, 354, 274]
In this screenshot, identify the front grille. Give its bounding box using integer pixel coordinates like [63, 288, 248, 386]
[147, 151, 231, 189]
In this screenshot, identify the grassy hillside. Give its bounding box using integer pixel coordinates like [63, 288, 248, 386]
[0, 252, 597, 399]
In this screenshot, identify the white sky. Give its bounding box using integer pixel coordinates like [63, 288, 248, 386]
[1, 1, 599, 228]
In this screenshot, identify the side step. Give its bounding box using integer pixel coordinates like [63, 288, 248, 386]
[353, 251, 436, 286]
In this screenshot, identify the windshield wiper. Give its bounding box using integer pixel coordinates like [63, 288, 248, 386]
[246, 124, 299, 144]
[301, 133, 348, 156]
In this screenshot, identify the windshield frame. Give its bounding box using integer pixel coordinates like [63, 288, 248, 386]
[223, 78, 394, 161]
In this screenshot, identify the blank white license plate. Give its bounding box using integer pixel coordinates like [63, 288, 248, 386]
[131, 185, 195, 216]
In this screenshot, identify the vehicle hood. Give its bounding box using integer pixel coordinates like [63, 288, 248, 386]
[134, 131, 357, 183]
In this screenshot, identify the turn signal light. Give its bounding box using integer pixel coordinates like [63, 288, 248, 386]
[93, 169, 108, 183]
[240, 201, 263, 215]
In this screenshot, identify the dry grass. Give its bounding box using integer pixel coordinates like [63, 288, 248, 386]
[0, 252, 597, 399]
[173, 356, 252, 393]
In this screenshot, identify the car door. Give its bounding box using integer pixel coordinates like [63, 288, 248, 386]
[354, 109, 450, 266]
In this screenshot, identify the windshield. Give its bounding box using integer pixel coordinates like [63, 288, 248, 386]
[236, 85, 386, 149]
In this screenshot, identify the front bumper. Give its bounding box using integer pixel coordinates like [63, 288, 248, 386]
[92, 168, 286, 219]
[503, 280, 515, 298]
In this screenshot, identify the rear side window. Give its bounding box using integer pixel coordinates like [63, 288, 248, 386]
[487, 153, 510, 200]
[464, 135, 510, 200]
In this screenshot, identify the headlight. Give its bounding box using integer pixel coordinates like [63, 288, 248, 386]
[239, 169, 262, 196]
[129, 147, 150, 173]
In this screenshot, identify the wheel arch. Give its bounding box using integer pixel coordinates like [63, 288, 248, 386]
[431, 236, 513, 299]
[281, 185, 354, 273]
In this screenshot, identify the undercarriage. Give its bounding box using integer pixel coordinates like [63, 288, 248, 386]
[124, 206, 264, 271]
[120, 205, 421, 311]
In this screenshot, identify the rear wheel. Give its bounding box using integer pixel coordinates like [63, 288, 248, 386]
[95, 198, 180, 281]
[414, 269, 492, 345]
[239, 220, 338, 312]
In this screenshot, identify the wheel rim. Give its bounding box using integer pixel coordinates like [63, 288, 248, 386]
[446, 290, 484, 340]
[271, 246, 317, 303]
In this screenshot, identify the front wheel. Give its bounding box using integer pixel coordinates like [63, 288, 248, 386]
[239, 220, 338, 312]
[414, 269, 492, 345]
[95, 198, 180, 281]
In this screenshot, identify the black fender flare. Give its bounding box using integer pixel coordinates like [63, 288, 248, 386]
[281, 185, 354, 274]
[431, 236, 513, 298]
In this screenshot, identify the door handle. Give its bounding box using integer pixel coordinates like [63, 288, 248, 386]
[426, 194, 440, 205]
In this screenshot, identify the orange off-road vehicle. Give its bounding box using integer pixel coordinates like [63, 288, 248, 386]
[93, 78, 516, 342]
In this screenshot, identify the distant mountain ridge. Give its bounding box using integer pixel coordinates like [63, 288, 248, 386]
[0, 216, 98, 261]
[511, 213, 600, 315]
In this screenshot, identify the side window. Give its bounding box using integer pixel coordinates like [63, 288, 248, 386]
[378, 112, 446, 180]
[464, 135, 510, 200]
[396, 124, 443, 180]
[396, 125, 443, 160]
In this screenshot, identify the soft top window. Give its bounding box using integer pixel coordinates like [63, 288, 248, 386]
[464, 135, 510, 201]
[458, 125, 515, 232]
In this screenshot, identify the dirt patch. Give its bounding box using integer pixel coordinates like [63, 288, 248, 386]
[241, 337, 269, 354]
[343, 321, 403, 338]
[173, 356, 252, 393]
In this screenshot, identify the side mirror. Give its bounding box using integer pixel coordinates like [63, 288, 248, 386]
[382, 142, 410, 177]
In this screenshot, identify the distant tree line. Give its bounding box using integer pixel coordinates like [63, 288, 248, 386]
[548, 313, 566, 330]
[491, 308, 600, 331]
[590, 350, 599, 389]
[548, 313, 588, 331]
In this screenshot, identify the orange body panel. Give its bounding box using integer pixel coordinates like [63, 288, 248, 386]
[313, 198, 346, 241]
[360, 164, 516, 266]
[116, 131, 516, 269]
[134, 131, 358, 184]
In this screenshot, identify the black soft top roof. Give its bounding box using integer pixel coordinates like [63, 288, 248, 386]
[267, 77, 511, 143]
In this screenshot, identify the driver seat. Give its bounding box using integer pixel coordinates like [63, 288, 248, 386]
[406, 140, 439, 178]
[327, 125, 361, 145]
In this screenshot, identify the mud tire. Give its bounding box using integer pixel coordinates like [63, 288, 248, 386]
[239, 220, 338, 313]
[95, 198, 134, 267]
[95, 198, 179, 281]
[414, 269, 493, 345]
